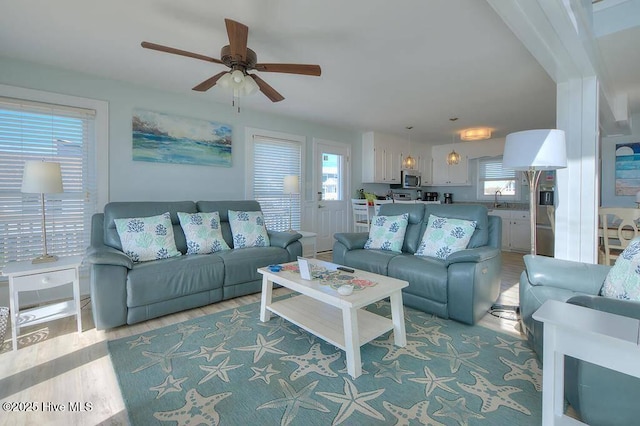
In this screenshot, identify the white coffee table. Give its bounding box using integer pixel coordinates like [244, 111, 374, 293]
[258, 260, 408, 378]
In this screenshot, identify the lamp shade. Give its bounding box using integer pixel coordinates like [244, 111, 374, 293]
[21, 161, 63, 194]
[283, 175, 299, 194]
[503, 129, 567, 170]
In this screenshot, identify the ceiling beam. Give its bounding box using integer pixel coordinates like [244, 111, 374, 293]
[487, 0, 630, 134]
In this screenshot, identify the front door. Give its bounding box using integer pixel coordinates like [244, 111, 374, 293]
[314, 139, 350, 252]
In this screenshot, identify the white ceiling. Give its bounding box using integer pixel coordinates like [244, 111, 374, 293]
[0, 0, 636, 143]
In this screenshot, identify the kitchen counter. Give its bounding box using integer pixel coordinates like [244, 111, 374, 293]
[452, 202, 529, 212]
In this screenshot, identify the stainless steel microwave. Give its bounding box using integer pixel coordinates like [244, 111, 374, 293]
[401, 169, 421, 188]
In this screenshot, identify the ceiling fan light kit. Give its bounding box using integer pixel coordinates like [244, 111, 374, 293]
[460, 128, 492, 141]
[141, 18, 321, 108]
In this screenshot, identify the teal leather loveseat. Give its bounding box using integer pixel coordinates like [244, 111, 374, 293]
[86, 200, 302, 330]
[520, 254, 640, 425]
[333, 203, 502, 325]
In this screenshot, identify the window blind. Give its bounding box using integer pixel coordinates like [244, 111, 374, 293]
[0, 97, 97, 271]
[480, 157, 516, 181]
[252, 135, 301, 231]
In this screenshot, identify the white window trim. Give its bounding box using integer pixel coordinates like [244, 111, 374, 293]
[476, 156, 521, 201]
[313, 137, 351, 203]
[0, 84, 109, 211]
[244, 127, 306, 199]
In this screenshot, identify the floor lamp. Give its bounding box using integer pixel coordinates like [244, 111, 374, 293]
[503, 129, 567, 256]
[283, 175, 299, 233]
[21, 160, 64, 263]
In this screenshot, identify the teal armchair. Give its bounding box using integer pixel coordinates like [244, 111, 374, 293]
[520, 254, 640, 425]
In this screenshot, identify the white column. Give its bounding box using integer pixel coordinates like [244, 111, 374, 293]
[555, 76, 600, 262]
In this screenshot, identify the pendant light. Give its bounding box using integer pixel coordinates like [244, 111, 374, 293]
[402, 126, 416, 169]
[447, 123, 460, 165]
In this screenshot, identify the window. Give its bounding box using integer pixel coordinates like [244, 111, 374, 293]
[248, 129, 303, 232]
[321, 153, 340, 200]
[477, 156, 520, 200]
[0, 95, 100, 273]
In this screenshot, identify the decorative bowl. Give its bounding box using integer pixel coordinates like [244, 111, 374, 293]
[268, 264, 282, 272]
[337, 285, 354, 296]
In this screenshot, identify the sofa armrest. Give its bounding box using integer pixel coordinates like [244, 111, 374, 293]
[85, 245, 133, 269]
[445, 247, 500, 266]
[333, 232, 368, 250]
[524, 254, 609, 295]
[268, 230, 302, 249]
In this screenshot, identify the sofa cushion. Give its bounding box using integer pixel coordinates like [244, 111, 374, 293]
[216, 247, 290, 286]
[423, 204, 489, 248]
[126, 255, 224, 307]
[378, 203, 426, 254]
[341, 248, 399, 276]
[114, 212, 182, 262]
[388, 254, 449, 303]
[177, 211, 230, 254]
[228, 210, 270, 248]
[104, 201, 196, 253]
[602, 237, 640, 301]
[197, 200, 263, 248]
[364, 213, 409, 253]
[415, 214, 477, 259]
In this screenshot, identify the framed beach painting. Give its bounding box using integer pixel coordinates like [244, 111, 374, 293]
[132, 109, 232, 167]
[615, 142, 640, 195]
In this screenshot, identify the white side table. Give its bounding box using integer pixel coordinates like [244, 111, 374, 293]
[2, 255, 83, 351]
[533, 299, 640, 425]
[297, 231, 317, 258]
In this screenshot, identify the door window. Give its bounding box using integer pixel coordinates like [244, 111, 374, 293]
[321, 153, 342, 201]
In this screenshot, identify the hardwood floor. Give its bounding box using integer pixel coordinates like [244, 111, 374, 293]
[0, 251, 526, 426]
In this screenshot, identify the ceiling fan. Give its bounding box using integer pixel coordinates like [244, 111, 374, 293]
[141, 18, 321, 102]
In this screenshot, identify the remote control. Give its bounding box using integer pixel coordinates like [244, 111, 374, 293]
[337, 266, 354, 273]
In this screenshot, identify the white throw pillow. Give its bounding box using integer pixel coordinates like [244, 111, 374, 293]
[228, 210, 270, 248]
[177, 211, 230, 255]
[415, 214, 477, 259]
[114, 212, 181, 262]
[364, 213, 409, 253]
[602, 237, 640, 301]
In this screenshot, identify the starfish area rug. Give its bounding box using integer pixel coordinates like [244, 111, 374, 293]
[108, 296, 541, 425]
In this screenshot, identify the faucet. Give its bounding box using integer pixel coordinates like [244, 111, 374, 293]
[494, 190, 502, 208]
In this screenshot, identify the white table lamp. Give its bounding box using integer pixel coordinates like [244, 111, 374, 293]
[283, 175, 299, 232]
[21, 161, 64, 263]
[503, 129, 566, 255]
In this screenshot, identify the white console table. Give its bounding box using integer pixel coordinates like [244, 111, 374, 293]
[2, 255, 83, 351]
[533, 299, 640, 425]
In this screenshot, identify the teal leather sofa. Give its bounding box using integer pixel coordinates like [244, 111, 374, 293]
[520, 254, 640, 425]
[333, 203, 502, 325]
[86, 200, 302, 330]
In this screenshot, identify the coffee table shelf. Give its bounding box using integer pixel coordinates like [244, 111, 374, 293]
[267, 294, 394, 350]
[259, 259, 408, 378]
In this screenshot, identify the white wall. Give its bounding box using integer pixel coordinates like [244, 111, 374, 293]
[0, 56, 362, 204]
[0, 56, 362, 306]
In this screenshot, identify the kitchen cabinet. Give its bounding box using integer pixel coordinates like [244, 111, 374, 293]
[413, 144, 432, 185]
[490, 209, 531, 252]
[430, 145, 469, 185]
[362, 131, 408, 184]
[510, 211, 532, 252]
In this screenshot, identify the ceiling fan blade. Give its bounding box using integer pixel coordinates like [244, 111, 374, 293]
[141, 41, 224, 64]
[250, 74, 285, 102]
[192, 71, 228, 92]
[225, 19, 248, 62]
[254, 63, 321, 76]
